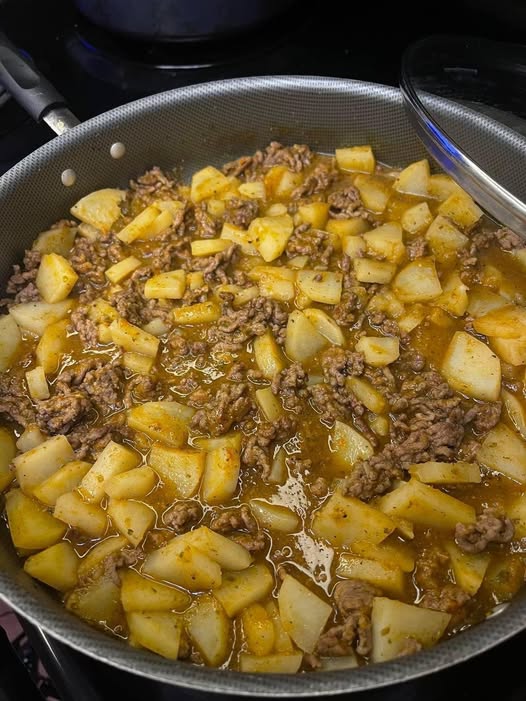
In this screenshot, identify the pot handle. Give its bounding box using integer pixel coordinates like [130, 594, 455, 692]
[0, 30, 80, 135]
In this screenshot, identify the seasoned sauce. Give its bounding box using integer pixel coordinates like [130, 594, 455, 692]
[1, 142, 526, 672]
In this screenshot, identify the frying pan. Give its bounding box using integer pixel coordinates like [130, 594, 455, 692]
[0, 30, 525, 697]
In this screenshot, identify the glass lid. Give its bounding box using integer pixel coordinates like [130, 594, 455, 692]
[400, 35, 526, 236]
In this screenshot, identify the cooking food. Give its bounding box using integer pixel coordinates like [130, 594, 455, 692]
[1, 141, 525, 673]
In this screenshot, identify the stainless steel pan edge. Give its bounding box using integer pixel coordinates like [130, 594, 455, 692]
[0, 76, 524, 695]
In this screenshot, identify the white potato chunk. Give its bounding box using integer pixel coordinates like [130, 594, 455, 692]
[14, 435, 75, 494]
[117, 205, 164, 243]
[347, 377, 387, 414]
[79, 441, 140, 503]
[0, 428, 16, 492]
[278, 574, 332, 653]
[491, 337, 526, 366]
[354, 174, 391, 213]
[336, 145, 375, 173]
[477, 423, 526, 483]
[143, 538, 222, 591]
[342, 234, 366, 258]
[331, 419, 374, 468]
[438, 190, 483, 229]
[220, 222, 259, 256]
[303, 308, 345, 345]
[238, 181, 266, 199]
[149, 445, 204, 498]
[172, 300, 220, 325]
[36, 318, 69, 374]
[25, 366, 49, 401]
[443, 541, 490, 596]
[144, 270, 186, 300]
[397, 304, 427, 334]
[426, 215, 468, 263]
[354, 258, 396, 284]
[24, 541, 79, 591]
[36, 253, 78, 303]
[185, 594, 231, 666]
[66, 579, 122, 630]
[508, 495, 526, 538]
[285, 310, 328, 362]
[401, 202, 433, 235]
[0, 313, 22, 371]
[191, 166, 231, 203]
[355, 336, 400, 367]
[110, 317, 159, 357]
[33, 224, 77, 256]
[213, 563, 273, 617]
[297, 201, 329, 228]
[239, 654, 303, 674]
[5, 489, 67, 549]
[201, 443, 241, 505]
[337, 555, 406, 597]
[54, 492, 108, 538]
[33, 460, 91, 507]
[297, 270, 343, 304]
[108, 498, 156, 546]
[121, 569, 190, 612]
[127, 611, 183, 660]
[434, 273, 468, 317]
[70, 188, 125, 233]
[77, 535, 130, 580]
[122, 352, 155, 374]
[393, 159, 430, 195]
[350, 539, 415, 573]
[502, 389, 526, 439]
[473, 304, 526, 339]
[409, 461, 481, 484]
[104, 466, 157, 500]
[127, 401, 188, 447]
[105, 256, 142, 284]
[248, 214, 294, 262]
[363, 222, 405, 263]
[441, 331, 501, 401]
[241, 603, 275, 656]
[10, 300, 72, 336]
[428, 174, 462, 201]
[393, 257, 442, 303]
[255, 386, 283, 421]
[249, 499, 300, 533]
[180, 526, 252, 570]
[253, 330, 285, 379]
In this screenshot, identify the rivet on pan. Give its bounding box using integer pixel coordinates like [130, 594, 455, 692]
[61, 169, 77, 187]
[110, 142, 126, 159]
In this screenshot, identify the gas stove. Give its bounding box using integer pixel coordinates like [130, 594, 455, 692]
[1, 0, 525, 699]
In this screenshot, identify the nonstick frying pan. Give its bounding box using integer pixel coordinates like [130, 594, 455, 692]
[0, 31, 525, 697]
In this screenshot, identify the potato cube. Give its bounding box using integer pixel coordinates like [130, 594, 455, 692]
[303, 308, 345, 346]
[77, 535, 129, 580]
[371, 597, 451, 662]
[491, 337, 526, 366]
[117, 205, 162, 244]
[35, 253, 78, 304]
[67, 579, 122, 630]
[264, 166, 302, 199]
[296, 270, 342, 304]
[326, 218, 369, 238]
[238, 181, 266, 199]
[122, 352, 155, 374]
[181, 526, 252, 570]
[285, 310, 328, 362]
[401, 202, 433, 235]
[24, 542, 79, 591]
[363, 223, 405, 263]
[438, 190, 483, 229]
[297, 202, 329, 229]
[10, 300, 72, 336]
[185, 595, 231, 666]
[253, 330, 285, 379]
[368, 414, 390, 437]
[6, 489, 67, 549]
[215, 283, 259, 308]
[255, 386, 283, 421]
[127, 401, 188, 447]
[354, 259, 396, 284]
[191, 239, 231, 256]
[105, 256, 142, 284]
[70, 189, 124, 233]
[355, 336, 399, 367]
[443, 541, 490, 596]
[441, 331, 501, 401]
[25, 366, 49, 401]
[108, 498, 156, 546]
[33, 224, 77, 257]
[109, 318, 159, 357]
[397, 304, 426, 334]
[335, 145, 375, 173]
[193, 433, 241, 452]
[256, 274, 295, 302]
[0, 428, 16, 492]
[337, 555, 406, 597]
[473, 304, 526, 339]
[393, 159, 430, 196]
[121, 569, 190, 612]
[127, 611, 183, 659]
[241, 603, 275, 657]
[502, 389, 526, 439]
[393, 258, 442, 303]
[248, 214, 294, 262]
[331, 419, 374, 468]
[104, 466, 157, 500]
[214, 564, 273, 617]
[239, 654, 302, 674]
[267, 450, 287, 485]
[201, 444, 241, 505]
[312, 492, 395, 547]
[0, 314, 22, 371]
[347, 377, 387, 414]
[508, 495, 526, 538]
[79, 441, 140, 503]
[32, 460, 91, 507]
[426, 215, 468, 263]
[342, 234, 366, 258]
[249, 499, 300, 533]
[428, 174, 462, 201]
[354, 174, 391, 213]
[14, 435, 75, 494]
[54, 491, 108, 538]
[191, 166, 231, 203]
[172, 300, 220, 325]
[477, 423, 526, 483]
[265, 600, 294, 652]
[144, 270, 186, 300]
[149, 445, 204, 498]
[350, 539, 415, 573]
[36, 318, 69, 374]
[143, 538, 222, 591]
[278, 574, 332, 653]
[434, 272, 469, 317]
[410, 461, 481, 484]
[220, 222, 259, 256]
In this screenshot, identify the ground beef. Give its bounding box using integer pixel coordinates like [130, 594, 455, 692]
[70, 306, 99, 347]
[167, 333, 208, 358]
[287, 455, 312, 475]
[208, 296, 288, 352]
[415, 546, 470, 614]
[321, 347, 365, 387]
[0, 373, 35, 427]
[309, 382, 365, 425]
[242, 416, 297, 479]
[193, 204, 217, 239]
[164, 501, 202, 533]
[332, 284, 366, 327]
[123, 375, 159, 407]
[190, 382, 255, 435]
[291, 163, 337, 199]
[464, 401, 502, 434]
[368, 311, 400, 337]
[129, 166, 180, 204]
[180, 284, 210, 306]
[68, 237, 110, 287]
[262, 142, 313, 172]
[103, 548, 142, 586]
[149, 237, 192, 272]
[271, 363, 309, 413]
[495, 227, 524, 251]
[395, 638, 423, 658]
[210, 505, 257, 533]
[328, 186, 364, 219]
[309, 476, 329, 497]
[406, 237, 428, 260]
[230, 531, 266, 553]
[455, 507, 514, 554]
[420, 584, 471, 614]
[224, 197, 259, 228]
[222, 154, 261, 179]
[35, 391, 92, 435]
[5, 249, 42, 304]
[57, 359, 123, 413]
[317, 580, 380, 657]
[68, 420, 130, 459]
[461, 225, 524, 269]
[401, 350, 426, 373]
[188, 243, 239, 284]
[285, 224, 333, 267]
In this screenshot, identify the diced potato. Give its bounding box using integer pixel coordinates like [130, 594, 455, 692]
[54, 491, 108, 538]
[191, 239, 231, 256]
[401, 202, 433, 235]
[238, 181, 266, 199]
[297, 202, 329, 229]
[355, 336, 399, 367]
[33, 460, 92, 507]
[342, 234, 366, 258]
[354, 258, 396, 284]
[77, 535, 129, 580]
[117, 205, 162, 244]
[220, 222, 259, 256]
[331, 419, 374, 468]
[77, 223, 101, 241]
[508, 495, 526, 538]
[473, 304, 526, 339]
[215, 283, 259, 308]
[0, 428, 16, 492]
[33, 224, 77, 257]
[253, 330, 285, 379]
[368, 414, 389, 437]
[264, 600, 294, 652]
[393, 159, 430, 196]
[0, 314, 22, 371]
[363, 223, 405, 263]
[337, 555, 406, 597]
[25, 366, 49, 401]
[303, 308, 345, 345]
[109, 318, 159, 357]
[127, 611, 183, 660]
[108, 498, 155, 546]
[24, 542, 79, 591]
[87, 298, 119, 325]
[502, 389, 526, 439]
[201, 444, 241, 505]
[347, 377, 387, 414]
[480, 263, 503, 289]
[191, 166, 231, 203]
[149, 445, 204, 498]
[181, 526, 252, 570]
[264, 166, 302, 199]
[410, 461, 481, 484]
[285, 310, 328, 362]
[397, 304, 427, 334]
[248, 214, 294, 262]
[79, 441, 140, 503]
[490, 337, 526, 366]
[70, 188, 125, 233]
[239, 654, 302, 674]
[214, 564, 273, 617]
[241, 603, 275, 657]
[441, 331, 501, 402]
[336, 145, 375, 173]
[477, 423, 526, 483]
[425, 215, 468, 263]
[249, 500, 300, 533]
[67, 579, 122, 630]
[443, 541, 490, 596]
[318, 655, 359, 671]
[146, 208, 175, 238]
[10, 300, 72, 336]
[193, 433, 241, 451]
[121, 569, 191, 612]
[327, 218, 369, 238]
[268, 450, 287, 485]
[312, 492, 395, 547]
[256, 273, 295, 302]
[143, 538, 222, 591]
[354, 174, 391, 213]
[105, 256, 142, 284]
[142, 318, 170, 338]
[127, 402, 188, 448]
[14, 435, 75, 494]
[480, 555, 525, 604]
[104, 466, 156, 500]
[36, 318, 69, 374]
[371, 597, 451, 663]
[122, 352, 155, 374]
[434, 273, 469, 317]
[172, 300, 221, 325]
[6, 489, 66, 549]
[186, 271, 205, 290]
[256, 386, 283, 421]
[185, 594, 231, 666]
[297, 270, 342, 305]
[278, 574, 332, 653]
[438, 190, 483, 229]
[393, 258, 442, 303]
[350, 539, 415, 573]
[376, 479, 475, 528]
[367, 288, 405, 320]
[428, 174, 462, 201]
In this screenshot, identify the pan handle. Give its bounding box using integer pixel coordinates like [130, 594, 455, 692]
[0, 30, 80, 135]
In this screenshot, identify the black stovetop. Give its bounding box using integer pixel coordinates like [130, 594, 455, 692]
[0, 1, 525, 699]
